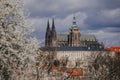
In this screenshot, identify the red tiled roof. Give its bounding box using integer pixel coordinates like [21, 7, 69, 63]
[106, 46, 120, 53]
[52, 66, 59, 71]
[66, 68, 83, 76]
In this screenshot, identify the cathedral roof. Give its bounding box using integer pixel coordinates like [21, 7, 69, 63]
[57, 34, 68, 42]
[80, 35, 97, 41]
[57, 34, 97, 42]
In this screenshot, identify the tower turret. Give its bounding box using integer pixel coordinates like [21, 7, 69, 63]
[71, 16, 78, 29]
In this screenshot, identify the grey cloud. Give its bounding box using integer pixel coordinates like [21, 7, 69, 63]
[84, 8, 120, 30]
[24, 0, 99, 17]
[24, 0, 120, 29]
[98, 0, 120, 9]
[24, 0, 120, 17]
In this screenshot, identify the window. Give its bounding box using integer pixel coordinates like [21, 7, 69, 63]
[88, 47, 90, 50]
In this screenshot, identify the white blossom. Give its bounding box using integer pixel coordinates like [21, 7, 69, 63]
[0, 0, 39, 79]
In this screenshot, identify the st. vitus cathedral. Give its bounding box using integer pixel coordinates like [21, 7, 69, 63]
[45, 16, 103, 48]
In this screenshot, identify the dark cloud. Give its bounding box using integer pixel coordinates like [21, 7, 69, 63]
[24, 0, 120, 17]
[98, 0, 120, 9]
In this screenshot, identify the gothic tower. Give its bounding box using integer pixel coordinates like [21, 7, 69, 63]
[51, 18, 57, 47]
[69, 16, 80, 47]
[45, 19, 57, 47]
[45, 20, 51, 47]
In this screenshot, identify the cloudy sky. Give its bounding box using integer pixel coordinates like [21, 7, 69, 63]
[24, 0, 120, 47]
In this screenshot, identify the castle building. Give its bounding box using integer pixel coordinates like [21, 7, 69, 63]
[43, 16, 106, 76]
[45, 16, 102, 48]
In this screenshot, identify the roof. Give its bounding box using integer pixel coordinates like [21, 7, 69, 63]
[56, 46, 104, 51]
[57, 34, 68, 42]
[80, 35, 97, 41]
[40, 46, 104, 51]
[66, 68, 83, 76]
[71, 16, 79, 29]
[57, 34, 97, 42]
[106, 46, 120, 53]
[52, 66, 83, 76]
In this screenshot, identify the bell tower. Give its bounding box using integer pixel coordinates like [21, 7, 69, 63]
[69, 16, 80, 47]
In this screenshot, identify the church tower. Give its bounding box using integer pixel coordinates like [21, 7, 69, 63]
[69, 16, 80, 47]
[45, 19, 57, 47]
[45, 20, 51, 47]
[51, 18, 57, 47]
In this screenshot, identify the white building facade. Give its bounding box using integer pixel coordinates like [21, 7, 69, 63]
[56, 47, 115, 68]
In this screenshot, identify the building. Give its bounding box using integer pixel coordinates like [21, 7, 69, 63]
[42, 17, 114, 77]
[106, 46, 120, 57]
[106, 46, 120, 53]
[45, 16, 103, 48]
[41, 47, 104, 65]
[40, 47, 112, 78]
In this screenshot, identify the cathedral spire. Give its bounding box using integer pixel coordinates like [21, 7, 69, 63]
[46, 19, 50, 31]
[45, 19, 51, 47]
[51, 18, 56, 41]
[52, 18, 55, 31]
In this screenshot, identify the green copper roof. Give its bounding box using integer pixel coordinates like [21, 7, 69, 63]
[57, 34, 97, 42]
[80, 35, 97, 41]
[71, 16, 78, 29]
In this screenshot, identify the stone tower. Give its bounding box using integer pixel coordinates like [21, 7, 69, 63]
[51, 18, 57, 47]
[45, 19, 57, 47]
[69, 16, 80, 47]
[45, 20, 51, 47]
